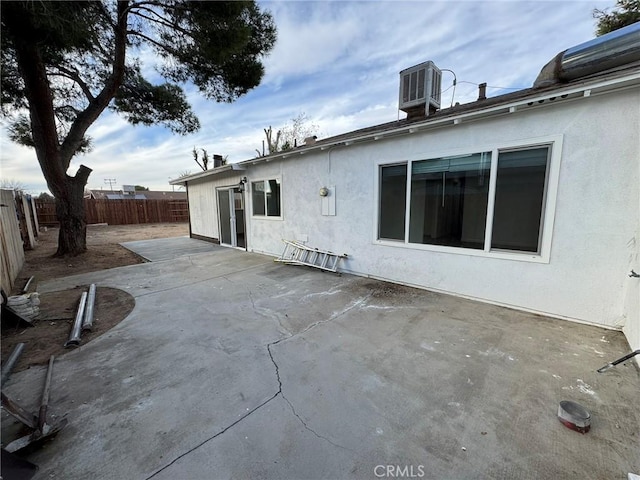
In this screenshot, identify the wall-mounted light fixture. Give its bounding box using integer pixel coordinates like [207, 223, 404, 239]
[319, 187, 329, 197]
[238, 176, 247, 192]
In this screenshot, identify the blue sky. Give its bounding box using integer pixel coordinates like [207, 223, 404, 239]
[0, 0, 611, 194]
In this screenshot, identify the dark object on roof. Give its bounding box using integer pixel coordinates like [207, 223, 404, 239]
[534, 21, 640, 88]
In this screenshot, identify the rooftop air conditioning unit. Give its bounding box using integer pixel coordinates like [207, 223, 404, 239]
[399, 61, 442, 117]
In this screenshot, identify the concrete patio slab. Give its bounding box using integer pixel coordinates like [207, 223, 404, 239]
[3, 244, 639, 480]
[120, 236, 220, 262]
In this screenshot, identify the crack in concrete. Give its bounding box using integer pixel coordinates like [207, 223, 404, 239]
[147, 289, 366, 477]
[225, 276, 292, 336]
[290, 292, 373, 340]
[267, 343, 353, 453]
[145, 392, 279, 480]
[134, 261, 272, 299]
[259, 294, 373, 453]
[282, 393, 354, 452]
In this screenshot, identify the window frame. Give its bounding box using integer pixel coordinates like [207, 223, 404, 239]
[250, 176, 283, 220]
[373, 135, 563, 263]
[378, 162, 408, 242]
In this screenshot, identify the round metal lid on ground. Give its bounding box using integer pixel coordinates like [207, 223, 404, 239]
[558, 400, 591, 434]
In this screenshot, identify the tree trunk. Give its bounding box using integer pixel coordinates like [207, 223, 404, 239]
[4, 2, 127, 257]
[53, 165, 92, 257]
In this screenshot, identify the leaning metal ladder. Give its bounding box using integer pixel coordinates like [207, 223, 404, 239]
[275, 239, 348, 273]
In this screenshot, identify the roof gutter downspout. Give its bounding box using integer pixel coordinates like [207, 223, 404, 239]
[534, 21, 640, 88]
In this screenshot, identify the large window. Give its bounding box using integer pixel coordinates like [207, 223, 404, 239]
[378, 144, 551, 255]
[409, 152, 490, 249]
[252, 179, 281, 217]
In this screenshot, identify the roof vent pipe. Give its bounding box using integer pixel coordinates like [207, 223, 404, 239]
[534, 21, 640, 88]
[477, 82, 487, 100]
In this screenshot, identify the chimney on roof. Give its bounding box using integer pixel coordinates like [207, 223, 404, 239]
[304, 136, 317, 146]
[477, 83, 487, 101]
[213, 154, 224, 168]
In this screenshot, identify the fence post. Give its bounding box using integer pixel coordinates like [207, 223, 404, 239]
[1, 189, 26, 292]
[15, 193, 36, 249]
[29, 196, 40, 237]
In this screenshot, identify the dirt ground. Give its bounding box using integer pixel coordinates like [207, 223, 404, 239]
[11, 222, 189, 289]
[1, 223, 188, 374]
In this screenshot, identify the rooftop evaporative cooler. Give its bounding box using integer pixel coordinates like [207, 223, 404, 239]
[399, 61, 442, 117]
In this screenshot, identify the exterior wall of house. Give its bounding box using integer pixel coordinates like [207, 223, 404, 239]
[623, 173, 640, 354]
[244, 87, 640, 339]
[187, 172, 244, 241]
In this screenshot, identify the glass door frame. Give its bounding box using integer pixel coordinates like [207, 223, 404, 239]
[217, 186, 246, 249]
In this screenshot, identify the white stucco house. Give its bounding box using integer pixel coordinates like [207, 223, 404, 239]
[172, 24, 640, 355]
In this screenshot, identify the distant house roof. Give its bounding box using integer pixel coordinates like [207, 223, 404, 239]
[89, 190, 187, 200]
[141, 191, 187, 200]
[105, 193, 146, 200]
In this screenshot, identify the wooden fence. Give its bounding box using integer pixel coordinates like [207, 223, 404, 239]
[0, 189, 26, 293]
[35, 199, 189, 226]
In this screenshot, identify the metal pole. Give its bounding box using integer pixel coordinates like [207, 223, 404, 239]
[65, 292, 87, 348]
[82, 284, 96, 331]
[38, 355, 55, 432]
[1, 343, 25, 384]
[22, 276, 34, 293]
[1, 392, 37, 430]
[597, 349, 640, 373]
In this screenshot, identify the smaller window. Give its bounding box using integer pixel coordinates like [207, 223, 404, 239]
[252, 179, 281, 217]
[379, 164, 407, 240]
[491, 147, 549, 253]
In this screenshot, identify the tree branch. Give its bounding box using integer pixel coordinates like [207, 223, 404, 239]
[127, 30, 176, 56]
[129, 6, 191, 36]
[48, 67, 96, 102]
[125, 1, 179, 15]
[60, 1, 129, 167]
[71, 164, 93, 187]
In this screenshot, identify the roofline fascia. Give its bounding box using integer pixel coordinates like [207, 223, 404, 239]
[169, 163, 246, 185]
[172, 69, 640, 181]
[242, 70, 640, 166]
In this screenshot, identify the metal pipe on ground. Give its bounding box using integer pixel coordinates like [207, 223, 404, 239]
[597, 349, 640, 373]
[64, 292, 87, 348]
[22, 276, 34, 294]
[1, 343, 26, 384]
[38, 355, 55, 432]
[1, 392, 38, 430]
[82, 284, 96, 332]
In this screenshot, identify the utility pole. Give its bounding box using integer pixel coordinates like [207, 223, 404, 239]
[104, 178, 117, 191]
